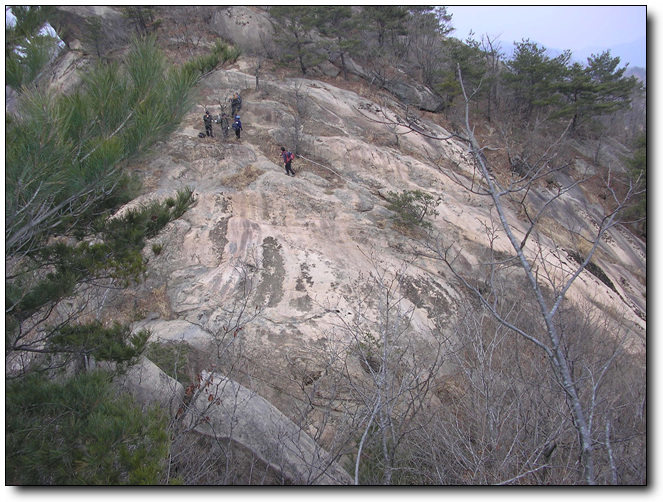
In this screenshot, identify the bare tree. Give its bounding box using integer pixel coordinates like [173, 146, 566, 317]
[163, 256, 265, 483]
[361, 64, 644, 484]
[418, 67, 644, 484]
[479, 33, 504, 123]
[406, 297, 574, 484]
[312, 254, 445, 485]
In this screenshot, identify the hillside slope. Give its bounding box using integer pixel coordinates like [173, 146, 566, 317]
[29, 6, 646, 483]
[111, 60, 646, 405]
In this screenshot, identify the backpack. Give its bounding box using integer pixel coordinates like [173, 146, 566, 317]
[285, 151, 294, 163]
[232, 121, 239, 131]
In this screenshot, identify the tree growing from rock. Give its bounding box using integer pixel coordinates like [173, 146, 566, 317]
[309, 5, 361, 81]
[418, 66, 645, 484]
[386, 189, 440, 230]
[270, 6, 324, 75]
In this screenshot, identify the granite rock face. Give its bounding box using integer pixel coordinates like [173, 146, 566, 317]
[74, 65, 646, 483]
[53, 6, 133, 55]
[211, 6, 276, 56]
[15, 6, 646, 484]
[132, 67, 645, 343]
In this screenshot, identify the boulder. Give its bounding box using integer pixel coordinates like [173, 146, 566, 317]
[52, 6, 132, 56]
[113, 355, 184, 416]
[42, 49, 89, 96]
[192, 371, 353, 485]
[211, 7, 275, 56]
[384, 78, 446, 113]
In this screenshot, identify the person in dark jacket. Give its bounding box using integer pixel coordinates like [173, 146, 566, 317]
[219, 112, 230, 138]
[203, 110, 214, 137]
[232, 115, 242, 139]
[281, 147, 295, 176]
[231, 93, 242, 117]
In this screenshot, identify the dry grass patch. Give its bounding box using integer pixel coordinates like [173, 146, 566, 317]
[221, 164, 265, 190]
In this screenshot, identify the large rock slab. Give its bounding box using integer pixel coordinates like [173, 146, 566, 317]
[127, 70, 645, 401]
[211, 6, 275, 56]
[53, 6, 132, 55]
[102, 67, 646, 471]
[113, 355, 184, 416]
[190, 371, 352, 485]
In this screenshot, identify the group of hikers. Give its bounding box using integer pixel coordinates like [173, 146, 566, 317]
[203, 92, 243, 139]
[202, 91, 296, 177]
[203, 110, 242, 140]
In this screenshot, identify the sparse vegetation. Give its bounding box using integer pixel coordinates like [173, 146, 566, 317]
[181, 40, 241, 77]
[146, 340, 194, 386]
[5, 6, 645, 486]
[386, 189, 440, 230]
[624, 133, 646, 237]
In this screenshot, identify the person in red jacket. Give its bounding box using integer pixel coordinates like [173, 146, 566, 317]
[281, 147, 295, 176]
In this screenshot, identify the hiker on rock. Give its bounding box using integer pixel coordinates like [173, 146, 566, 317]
[281, 147, 295, 176]
[232, 115, 242, 139]
[203, 110, 214, 137]
[219, 112, 230, 138]
[231, 92, 242, 117]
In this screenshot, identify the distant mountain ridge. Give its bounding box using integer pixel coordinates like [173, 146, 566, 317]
[625, 66, 646, 85]
[572, 37, 646, 68]
[500, 36, 646, 69]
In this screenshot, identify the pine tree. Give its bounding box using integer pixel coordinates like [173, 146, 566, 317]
[403, 7, 452, 88]
[5, 5, 61, 90]
[585, 50, 641, 117]
[362, 6, 409, 49]
[270, 6, 324, 75]
[505, 40, 570, 121]
[436, 37, 488, 108]
[6, 36, 198, 373]
[5, 35, 198, 258]
[557, 51, 641, 131]
[6, 370, 170, 485]
[310, 6, 360, 81]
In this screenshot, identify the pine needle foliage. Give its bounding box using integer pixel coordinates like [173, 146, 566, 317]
[5, 35, 198, 257]
[386, 189, 440, 230]
[6, 187, 195, 358]
[49, 321, 150, 368]
[5, 5, 61, 91]
[181, 40, 242, 77]
[5, 35, 198, 367]
[5, 370, 170, 485]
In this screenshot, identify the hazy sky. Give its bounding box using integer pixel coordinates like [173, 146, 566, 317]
[446, 5, 647, 53]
